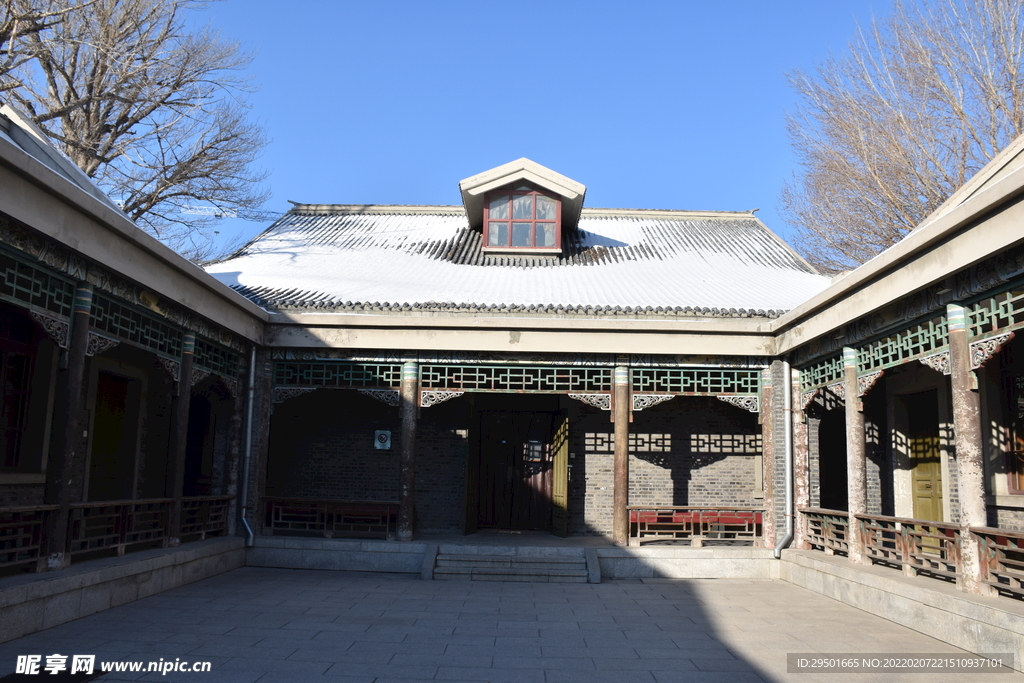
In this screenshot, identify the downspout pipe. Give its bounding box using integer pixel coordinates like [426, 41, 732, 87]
[239, 346, 256, 547]
[774, 359, 794, 559]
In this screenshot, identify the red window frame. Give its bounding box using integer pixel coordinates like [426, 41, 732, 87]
[483, 186, 561, 251]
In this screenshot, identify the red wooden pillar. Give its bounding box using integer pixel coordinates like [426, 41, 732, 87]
[947, 303, 988, 593]
[397, 356, 418, 541]
[612, 364, 631, 547]
[44, 283, 93, 570]
[166, 333, 195, 546]
[843, 347, 867, 564]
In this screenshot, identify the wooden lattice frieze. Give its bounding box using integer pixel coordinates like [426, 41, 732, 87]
[969, 287, 1024, 339]
[798, 355, 844, 393]
[568, 393, 611, 410]
[0, 248, 75, 319]
[857, 315, 948, 374]
[90, 293, 184, 358]
[357, 389, 400, 406]
[420, 364, 611, 393]
[273, 361, 402, 389]
[631, 367, 760, 395]
[194, 337, 242, 378]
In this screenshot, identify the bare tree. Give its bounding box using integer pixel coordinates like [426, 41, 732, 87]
[780, 0, 1024, 273]
[1, 0, 268, 261]
[0, 1, 93, 84]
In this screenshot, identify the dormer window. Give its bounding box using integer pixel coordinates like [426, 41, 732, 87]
[484, 185, 561, 252]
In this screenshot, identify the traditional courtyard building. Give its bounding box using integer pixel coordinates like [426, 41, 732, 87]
[1, 104, 1024, 656]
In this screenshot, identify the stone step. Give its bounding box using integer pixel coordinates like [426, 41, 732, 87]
[435, 554, 586, 570]
[433, 566, 589, 583]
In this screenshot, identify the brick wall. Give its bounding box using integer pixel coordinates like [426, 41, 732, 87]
[569, 395, 763, 537]
[265, 388, 468, 533]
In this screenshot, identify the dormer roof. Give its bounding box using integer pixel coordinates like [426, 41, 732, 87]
[459, 158, 586, 230]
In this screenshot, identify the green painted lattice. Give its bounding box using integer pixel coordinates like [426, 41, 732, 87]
[194, 338, 241, 378]
[799, 355, 844, 392]
[969, 288, 1024, 339]
[857, 315, 948, 374]
[420, 364, 611, 393]
[274, 362, 402, 388]
[90, 294, 183, 358]
[631, 368, 760, 395]
[0, 250, 75, 319]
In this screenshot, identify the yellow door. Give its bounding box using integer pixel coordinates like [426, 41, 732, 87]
[907, 391, 943, 521]
[551, 415, 569, 537]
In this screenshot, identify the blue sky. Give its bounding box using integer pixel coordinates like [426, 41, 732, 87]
[200, 0, 893, 250]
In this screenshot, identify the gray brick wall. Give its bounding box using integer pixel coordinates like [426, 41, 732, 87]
[569, 396, 763, 537]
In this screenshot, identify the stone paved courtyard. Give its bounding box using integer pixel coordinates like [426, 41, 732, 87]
[1, 567, 1022, 683]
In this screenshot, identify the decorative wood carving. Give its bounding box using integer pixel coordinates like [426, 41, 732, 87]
[632, 394, 674, 411]
[419, 390, 464, 407]
[85, 333, 119, 357]
[717, 395, 760, 413]
[970, 332, 1015, 369]
[826, 381, 845, 401]
[357, 389, 400, 406]
[157, 357, 180, 382]
[28, 311, 69, 348]
[274, 387, 317, 403]
[191, 369, 211, 386]
[568, 393, 611, 410]
[857, 370, 884, 396]
[919, 351, 951, 376]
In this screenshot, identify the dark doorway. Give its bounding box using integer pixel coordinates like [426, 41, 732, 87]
[88, 372, 138, 501]
[477, 410, 555, 530]
[818, 408, 849, 510]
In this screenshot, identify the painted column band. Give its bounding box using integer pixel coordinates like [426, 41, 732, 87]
[947, 303, 967, 331]
[614, 366, 629, 385]
[402, 361, 419, 381]
[182, 333, 196, 355]
[73, 284, 93, 314]
[843, 346, 858, 368]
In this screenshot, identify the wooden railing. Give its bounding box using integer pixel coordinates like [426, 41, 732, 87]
[798, 509, 1024, 600]
[627, 506, 763, 547]
[0, 504, 56, 569]
[0, 495, 233, 571]
[858, 513, 961, 585]
[264, 498, 398, 540]
[976, 526, 1024, 599]
[801, 507, 850, 555]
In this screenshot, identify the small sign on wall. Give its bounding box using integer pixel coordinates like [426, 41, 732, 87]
[374, 430, 392, 450]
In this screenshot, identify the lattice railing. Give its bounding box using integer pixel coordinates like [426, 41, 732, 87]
[801, 508, 850, 555]
[969, 288, 1024, 339]
[265, 498, 397, 539]
[274, 361, 402, 388]
[0, 250, 75, 319]
[420, 364, 611, 393]
[976, 526, 1024, 600]
[799, 356, 843, 392]
[630, 368, 760, 395]
[0, 505, 55, 569]
[181, 496, 233, 538]
[859, 514, 961, 584]
[67, 499, 173, 555]
[91, 294, 184, 358]
[628, 506, 762, 547]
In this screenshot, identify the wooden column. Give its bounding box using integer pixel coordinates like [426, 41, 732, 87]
[612, 364, 631, 547]
[947, 303, 988, 593]
[44, 283, 93, 570]
[397, 356, 419, 541]
[843, 347, 867, 564]
[166, 333, 195, 547]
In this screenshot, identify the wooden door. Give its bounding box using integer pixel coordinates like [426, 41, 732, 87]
[477, 410, 554, 530]
[551, 415, 569, 537]
[908, 391, 943, 521]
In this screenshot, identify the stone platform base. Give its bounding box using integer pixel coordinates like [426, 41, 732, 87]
[780, 549, 1024, 672]
[0, 537, 245, 643]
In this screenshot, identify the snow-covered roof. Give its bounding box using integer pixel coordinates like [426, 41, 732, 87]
[208, 204, 830, 318]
